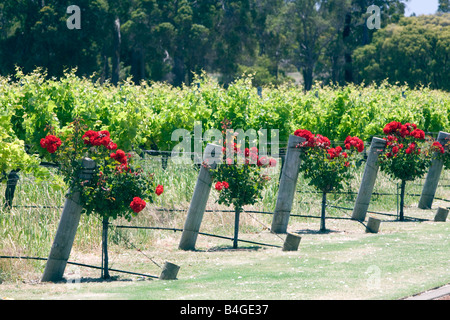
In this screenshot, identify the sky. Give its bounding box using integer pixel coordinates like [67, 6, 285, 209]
[404, 0, 439, 16]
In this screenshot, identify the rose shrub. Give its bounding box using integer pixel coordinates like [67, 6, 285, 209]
[294, 129, 365, 231]
[295, 129, 364, 193]
[40, 120, 163, 221]
[40, 119, 163, 278]
[378, 121, 443, 220]
[208, 123, 276, 248]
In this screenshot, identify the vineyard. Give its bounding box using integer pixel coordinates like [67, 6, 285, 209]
[1, 68, 449, 168]
[1, 69, 450, 299]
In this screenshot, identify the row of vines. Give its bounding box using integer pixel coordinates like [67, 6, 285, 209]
[1, 67, 450, 182]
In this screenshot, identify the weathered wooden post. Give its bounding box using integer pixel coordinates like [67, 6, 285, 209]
[434, 207, 449, 222]
[418, 131, 450, 209]
[271, 135, 305, 234]
[41, 158, 95, 282]
[160, 262, 181, 280]
[178, 143, 222, 251]
[282, 233, 302, 251]
[4, 170, 19, 210]
[365, 217, 381, 233]
[352, 137, 386, 222]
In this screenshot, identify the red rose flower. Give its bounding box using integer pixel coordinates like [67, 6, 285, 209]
[82, 130, 98, 145]
[155, 184, 164, 196]
[294, 129, 315, 147]
[40, 135, 62, 154]
[215, 182, 224, 191]
[410, 129, 425, 140]
[83, 130, 117, 148]
[314, 134, 331, 149]
[383, 121, 402, 135]
[327, 147, 339, 160]
[130, 197, 146, 213]
[106, 141, 118, 150]
[96, 130, 111, 147]
[222, 181, 229, 189]
[257, 156, 270, 167]
[344, 136, 364, 153]
[111, 149, 128, 164]
[432, 141, 445, 154]
[249, 146, 258, 155]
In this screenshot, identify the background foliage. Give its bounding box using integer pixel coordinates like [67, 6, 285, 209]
[0, 1, 448, 91]
[0, 69, 449, 181]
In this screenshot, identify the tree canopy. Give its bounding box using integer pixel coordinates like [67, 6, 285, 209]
[0, 0, 447, 91]
[353, 13, 450, 91]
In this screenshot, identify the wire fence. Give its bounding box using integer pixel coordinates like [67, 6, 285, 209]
[2, 138, 449, 278]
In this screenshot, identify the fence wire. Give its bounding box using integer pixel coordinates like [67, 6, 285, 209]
[2, 141, 449, 276]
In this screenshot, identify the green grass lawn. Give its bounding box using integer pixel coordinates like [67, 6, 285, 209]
[1, 213, 448, 300]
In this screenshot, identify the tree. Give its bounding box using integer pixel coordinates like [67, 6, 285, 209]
[282, 0, 337, 91]
[213, 0, 257, 86]
[0, 0, 129, 84]
[353, 13, 450, 91]
[246, 0, 291, 85]
[438, 0, 449, 13]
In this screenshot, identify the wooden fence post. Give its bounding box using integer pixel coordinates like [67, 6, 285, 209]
[418, 131, 450, 209]
[282, 233, 302, 251]
[434, 207, 449, 222]
[160, 262, 180, 280]
[365, 217, 381, 233]
[41, 158, 95, 282]
[178, 143, 221, 251]
[351, 137, 386, 222]
[271, 135, 305, 234]
[4, 170, 20, 210]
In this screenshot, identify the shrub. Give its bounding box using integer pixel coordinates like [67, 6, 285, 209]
[378, 121, 442, 220]
[209, 122, 276, 248]
[40, 119, 164, 277]
[295, 129, 364, 231]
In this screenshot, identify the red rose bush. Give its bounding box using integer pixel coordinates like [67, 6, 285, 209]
[379, 121, 442, 220]
[40, 120, 163, 221]
[41, 120, 164, 279]
[208, 121, 276, 248]
[294, 129, 365, 231]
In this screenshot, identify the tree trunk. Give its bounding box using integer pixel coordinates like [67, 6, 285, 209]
[102, 216, 110, 279]
[320, 191, 327, 232]
[131, 44, 145, 84]
[233, 206, 242, 249]
[343, 12, 353, 83]
[100, 43, 110, 84]
[112, 17, 121, 86]
[399, 180, 406, 221]
[302, 66, 313, 91]
[173, 55, 185, 87]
